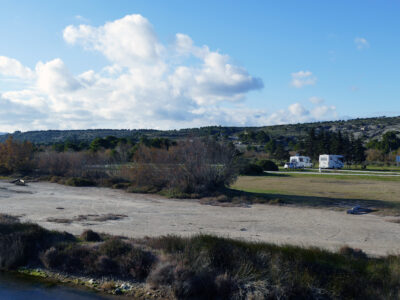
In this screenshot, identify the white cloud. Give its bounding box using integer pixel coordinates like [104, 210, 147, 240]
[291, 70, 317, 88]
[354, 37, 369, 50]
[0, 56, 34, 79]
[288, 103, 309, 116]
[63, 14, 164, 66]
[265, 102, 337, 125]
[0, 14, 265, 131]
[36, 59, 81, 94]
[0, 14, 338, 132]
[309, 96, 324, 104]
[311, 105, 337, 119]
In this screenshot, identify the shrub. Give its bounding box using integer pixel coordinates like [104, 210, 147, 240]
[120, 248, 155, 280]
[147, 262, 176, 287]
[128, 138, 239, 195]
[42, 245, 98, 274]
[80, 230, 102, 242]
[214, 273, 236, 299]
[338, 246, 368, 259]
[99, 238, 131, 257]
[257, 159, 279, 171]
[240, 163, 264, 175]
[65, 177, 95, 187]
[94, 255, 118, 274]
[0, 219, 73, 269]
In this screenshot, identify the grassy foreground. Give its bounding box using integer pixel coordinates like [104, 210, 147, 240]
[0, 215, 399, 299]
[231, 174, 400, 214]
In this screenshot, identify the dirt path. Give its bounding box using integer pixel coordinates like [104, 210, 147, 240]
[0, 180, 399, 256]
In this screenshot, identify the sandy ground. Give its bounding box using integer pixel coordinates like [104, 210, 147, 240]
[1, 180, 399, 256]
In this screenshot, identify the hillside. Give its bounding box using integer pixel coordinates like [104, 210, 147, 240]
[1, 116, 399, 144]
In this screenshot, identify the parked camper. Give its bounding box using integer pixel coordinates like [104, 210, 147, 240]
[319, 154, 344, 169]
[289, 155, 313, 168]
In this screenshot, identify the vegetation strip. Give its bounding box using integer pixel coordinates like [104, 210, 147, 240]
[0, 214, 399, 299]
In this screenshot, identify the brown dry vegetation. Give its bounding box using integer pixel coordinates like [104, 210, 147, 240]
[123, 138, 239, 196]
[0, 137, 34, 174]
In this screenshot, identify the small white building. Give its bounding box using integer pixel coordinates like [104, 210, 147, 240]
[319, 154, 344, 169]
[289, 155, 313, 168]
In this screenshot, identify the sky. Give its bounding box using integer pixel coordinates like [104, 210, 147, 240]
[0, 0, 399, 132]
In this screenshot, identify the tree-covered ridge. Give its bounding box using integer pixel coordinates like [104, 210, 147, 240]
[1, 116, 399, 144]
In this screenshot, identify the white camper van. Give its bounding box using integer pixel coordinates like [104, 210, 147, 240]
[319, 154, 344, 169]
[288, 155, 313, 168]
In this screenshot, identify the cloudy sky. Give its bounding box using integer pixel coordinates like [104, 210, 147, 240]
[0, 0, 399, 132]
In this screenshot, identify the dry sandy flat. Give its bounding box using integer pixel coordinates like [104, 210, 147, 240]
[0, 180, 399, 256]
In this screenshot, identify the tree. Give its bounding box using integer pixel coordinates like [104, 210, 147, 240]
[353, 138, 366, 164]
[0, 136, 34, 174]
[274, 143, 289, 161]
[304, 128, 318, 159]
[381, 131, 400, 153]
[264, 140, 276, 155]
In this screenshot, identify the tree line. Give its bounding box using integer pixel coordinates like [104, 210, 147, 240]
[243, 128, 400, 165]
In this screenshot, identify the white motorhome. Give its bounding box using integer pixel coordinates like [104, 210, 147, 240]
[289, 155, 313, 168]
[319, 154, 344, 169]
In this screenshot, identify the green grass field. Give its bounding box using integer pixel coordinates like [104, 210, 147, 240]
[231, 173, 400, 214]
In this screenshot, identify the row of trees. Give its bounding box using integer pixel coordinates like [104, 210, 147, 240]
[299, 129, 366, 164]
[263, 129, 366, 164]
[261, 129, 400, 165]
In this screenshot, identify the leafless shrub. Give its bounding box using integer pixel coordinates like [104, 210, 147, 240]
[35, 150, 109, 178]
[127, 138, 238, 195]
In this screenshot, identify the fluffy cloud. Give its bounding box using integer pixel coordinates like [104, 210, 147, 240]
[265, 102, 337, 125]
[63, 14, 164, 66]
[291, 70, 317, 88]
[1, 14, 266, 131]
[0, 56, 34, 79]
[0, 14, 338, 132]
[354, 37, 369, 50]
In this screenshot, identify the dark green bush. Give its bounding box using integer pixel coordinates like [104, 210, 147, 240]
[0, 220, 74, 269]
[240, 163, 264, 175]
[257, 159, 279, 171]
[80, 230, 102, 242]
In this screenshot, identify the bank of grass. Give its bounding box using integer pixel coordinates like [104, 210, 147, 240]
[0, 215, 400, 299]
[231, 174, 400, 215]
[275, 170, 400, 182]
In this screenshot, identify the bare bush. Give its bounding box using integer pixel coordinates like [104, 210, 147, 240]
[127, 138, 238, 195]
[35, 150, 109, 178]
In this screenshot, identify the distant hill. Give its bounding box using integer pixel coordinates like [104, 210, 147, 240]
[1, 116, 399, 144]
[257, 116, 400, 140]
[0, 132, 7, 136]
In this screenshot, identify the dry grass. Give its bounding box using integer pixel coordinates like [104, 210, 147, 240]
[231, 174, 400, 214]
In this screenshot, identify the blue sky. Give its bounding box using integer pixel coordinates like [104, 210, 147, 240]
[0, 0, 399, 131]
